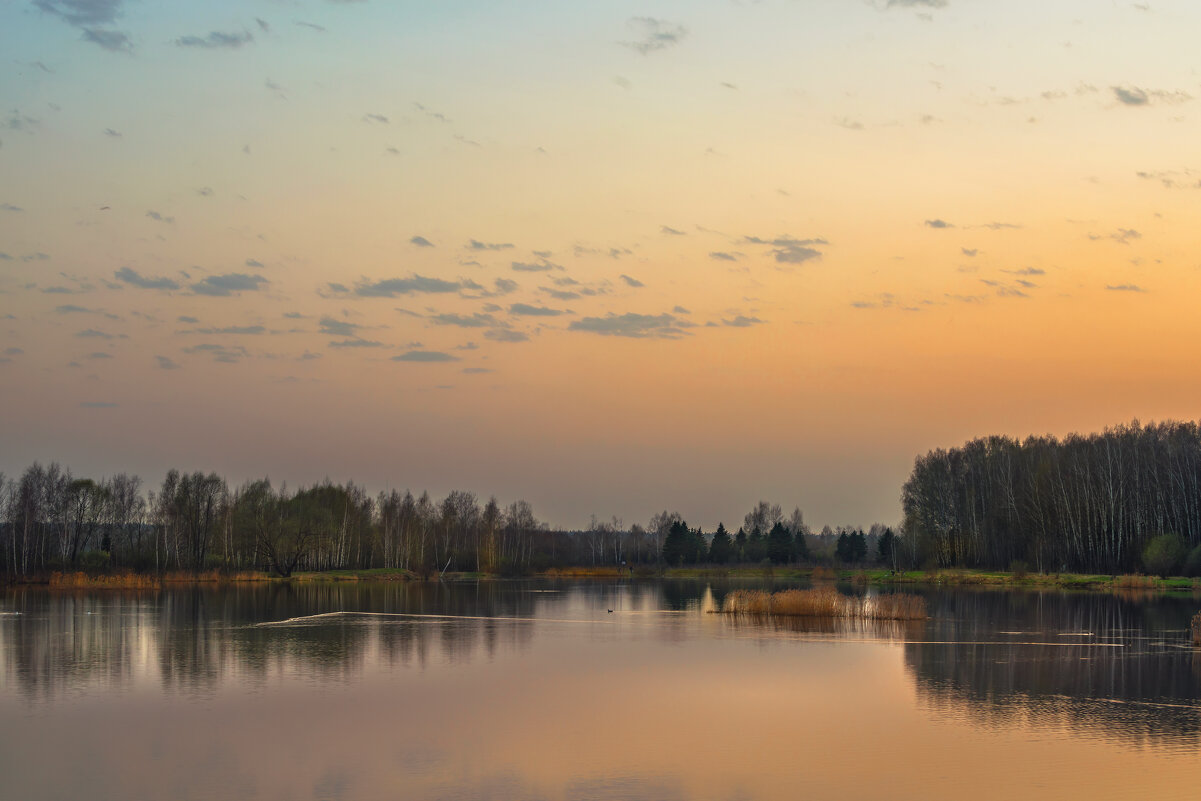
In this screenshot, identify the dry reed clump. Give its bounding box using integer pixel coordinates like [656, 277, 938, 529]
[1114, 574, 1157, 589]
[1192, 611, 1201, 647]
[810, 566, 836, 581]
[49, 571, 161, 589]
[722, 587, 927, 620]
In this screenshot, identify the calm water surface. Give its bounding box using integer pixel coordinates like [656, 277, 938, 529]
[2, 580, 1199, 800]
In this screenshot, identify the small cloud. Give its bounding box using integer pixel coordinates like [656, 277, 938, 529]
[145, 210, 175, 224]
[363, 113, 389, 124]
[672, 306, 690, 314]
[722, 315, 765, 327]
[184, 343, 249, 363]
[393, 350, 459, 363]
[355, 275, 462, 297]
[75, 328, 113, 339]
[622, 17, 687, 55]
[569, 312, 693, 339]
[81, 29, 131, 52]
[329, 339, 385, 348]
[115, 266, 179, 290]
[103, 128, 121, 137]
[467, 239, 514, 251]
[54, 304, 94, 314]
[156, 355, 180, 369]
[660, 226, 686, 236]
[510, 303, 563, 317]
[493, 278, 518, 295]
[620, 274, 644, 288]
[410, 235, 434, 247]
[1106, 283, 1146, 292]
[192, 325, 266, 335]
[485, 328, 529, 343]
[176, 30, 254, 49]
[462, 367, 493, 374]
[177, 315, 199, 324]
[245, 258, 264, 268]
[86, 351, 112, 359]
[710, 252, 737, 262]
[1113, 86, 1149, 106]
[925, 219, 953, 229]
[191, 273, 268, 296]
[318, 316, 359, 337]
[511, 261, 563, 272]
[961, 248, 978, 257]
[430, 313, 498, 328]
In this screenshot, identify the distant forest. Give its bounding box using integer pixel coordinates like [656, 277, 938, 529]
[0, 464, 896, 578]
[5, 419, 1201, 579]
[902, 419, 1201, 574]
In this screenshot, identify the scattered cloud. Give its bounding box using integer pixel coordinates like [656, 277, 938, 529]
[145, 210, 174, 224]
[156, 355, 180, 370]
[925, 219, 953, 229]
[34, 0, 132, 51]
[1106, 283, 1147, 292]
[191, 273, 268, 296]
[0, 203, 22, 212]
[569, 312, 693, 339]
[115, 266, 180, 290]
[620, 274, 644, 288]
[467, 239, 514, 251]
[1112, 85, 1191, 106]
[493, 278, 518, 295]
[355, 275, 463, 297]
[429, 313, 498, 328]
[75, 328, 113, 339]
[191, 325, 266, 335]
[511, 260, 563, 272]
[393, 350, 459, 363]
[184, 343, 249, 363]
[709, 252, 738, 262]
[722, 315, 765, 327]
[961, 248, 978, 257]
[660, 226, 686, 236]
[622, 17, 687, 54]
[485, 328, 529, 343]
[1137, 169, 1201, 189]
[410, 235, 434, 247]
[329, 339, 385, 348]
[510, 303, 564, 317]
[744, 235, 827, 265]
[363, 113, 389, 124]
[176, 31, 254, 49]
[462, 367, 493, 374]
[318, 316, 360, 337]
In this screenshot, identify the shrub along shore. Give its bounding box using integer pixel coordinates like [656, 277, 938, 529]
[5, 565, 1201, 592]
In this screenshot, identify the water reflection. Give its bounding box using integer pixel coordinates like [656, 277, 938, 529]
[3, 580, 1201, 801]
[905, 589, 1201, 748]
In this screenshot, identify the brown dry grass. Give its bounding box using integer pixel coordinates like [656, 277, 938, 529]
[49, 570, 269, 588]
[810, 566, 836, 581]
[1114, 574, 1157, 589]
[543, 566, 625, 578]
[722, 587, 927, 620]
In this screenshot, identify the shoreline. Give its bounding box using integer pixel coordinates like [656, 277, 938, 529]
[3, 566, 1200, 593]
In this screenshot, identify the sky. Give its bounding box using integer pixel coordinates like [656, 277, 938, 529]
[2, 0, 1200, 530]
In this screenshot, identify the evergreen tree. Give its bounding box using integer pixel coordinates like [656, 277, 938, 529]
[851, 530, 868, 562]
[835, 531, 852, 563]
[747, 526, 767, 562]
[709, 523, 733, 564]
[662, 520, 690, 565]
[877, 528, 896, 566]
[794, 529, 810, 562]
[768, 521, 794, 564]
[734, 527, 747, 562]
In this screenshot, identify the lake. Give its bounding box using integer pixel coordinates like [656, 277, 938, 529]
[2, 580, 1199, 800]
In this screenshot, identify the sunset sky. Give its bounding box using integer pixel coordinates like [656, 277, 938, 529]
[2, 0, 1199, 529]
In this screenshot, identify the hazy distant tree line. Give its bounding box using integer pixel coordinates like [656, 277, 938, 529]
[902, 420, 1201, 574]
[0, 465, 899, 578]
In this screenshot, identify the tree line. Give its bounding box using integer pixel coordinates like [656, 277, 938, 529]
[901, 419, 1201, 574]
[0, 466, 901, 578]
